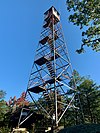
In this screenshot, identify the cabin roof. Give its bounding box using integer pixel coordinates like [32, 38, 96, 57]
[44, 6, 60, 15]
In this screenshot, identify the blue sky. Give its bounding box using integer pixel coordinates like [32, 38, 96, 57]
[0, 0, 100, 101]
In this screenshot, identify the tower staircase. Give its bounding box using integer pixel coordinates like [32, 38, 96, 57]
[46, 61, 55, 79]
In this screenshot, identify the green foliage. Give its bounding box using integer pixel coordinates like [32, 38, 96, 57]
[0, 100, 8, 121]
[0, 126, 11, 133]
[69, 70, 84, 86]
[66, 0, 100, 53]
[0, 90, 8, 122]
[0, 90, 10, 133]
[77, 79, 100, 123]
[65, 71, 100, 126]
[0, 90, 6, 99]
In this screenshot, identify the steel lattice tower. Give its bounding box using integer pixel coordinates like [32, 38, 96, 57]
[18, 6, 76, 128]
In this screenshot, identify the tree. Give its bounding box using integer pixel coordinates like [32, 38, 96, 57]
[0, 90, 7, 123]
[66, 71, 100, 126]
[0, 90, 10, 132]
[78, 79, 100, 123]
[0, 90, 6, 99]
[64, 70, 85, 126]
[8, 92, 29, 112]
[7, 92, 30, 128]
[66, 0, 100, 53]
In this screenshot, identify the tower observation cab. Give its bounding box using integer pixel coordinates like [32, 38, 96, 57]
[44, 6, 60, 24]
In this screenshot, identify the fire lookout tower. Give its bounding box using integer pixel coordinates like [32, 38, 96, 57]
[18, 6, 76, 129]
